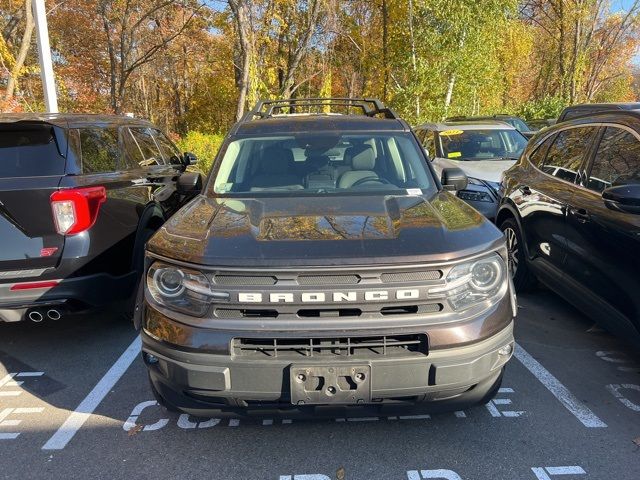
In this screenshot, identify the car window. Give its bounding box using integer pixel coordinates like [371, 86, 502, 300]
[418, 130, 436, 158]
[129, 128, 163, 166]
[438, 128, 527, 161]
[153, 130, 182, 165]
[586, 127, 640, 192]
[541, 127, 596, 183]
[79, 128, 119, 174]
[120, 128, 145, 169]
[528, 137, 553, 167]
[210, 133, 435, 196]
[0, 126, 64, 178]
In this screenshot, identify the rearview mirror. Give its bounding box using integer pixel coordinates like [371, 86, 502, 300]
[177, 172, 203, 197]
[441, 167, 468, 191]
[183, 152, 198, 167]
[602, 184, 640, 214]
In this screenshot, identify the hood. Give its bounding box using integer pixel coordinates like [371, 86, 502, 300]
[434, 157, 516, 183]
[148, 193, 504, 267]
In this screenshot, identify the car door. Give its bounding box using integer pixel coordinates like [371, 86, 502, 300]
[563, 124, 640, 339]
[516, 126, 598, 280]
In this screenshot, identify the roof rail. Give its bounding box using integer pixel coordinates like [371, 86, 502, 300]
[241, 98, 399, 121]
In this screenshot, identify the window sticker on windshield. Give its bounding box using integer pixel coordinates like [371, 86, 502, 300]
[448, 152, 462, 158]
[406, 188, 422, 196]
[441, 129, 464, 136]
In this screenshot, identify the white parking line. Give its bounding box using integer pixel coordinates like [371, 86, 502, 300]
[42, 335, 141, 450]
[514, 342, 607, 428]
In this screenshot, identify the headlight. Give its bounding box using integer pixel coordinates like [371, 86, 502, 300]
[146, 262, 229, 316]
[457, 189, 493, 203]
[428, 254, 507, 311]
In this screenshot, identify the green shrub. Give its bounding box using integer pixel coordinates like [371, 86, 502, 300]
[516, 96, 567, 121]
[176, 131, 224, 174]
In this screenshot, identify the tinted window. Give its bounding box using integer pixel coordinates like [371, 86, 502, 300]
[130, 128, 163, 166]
[121, 128, 144, 169]
[541, 127, 596, 183]
[153, 130, 182, 165]
[528, 139, 551, 167]
[587, 127, 640, 192]
[79, 128, 119, 173]
[0, 126, 64, 178]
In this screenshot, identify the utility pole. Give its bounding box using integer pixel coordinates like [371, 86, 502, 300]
[32, 0, 58, 113]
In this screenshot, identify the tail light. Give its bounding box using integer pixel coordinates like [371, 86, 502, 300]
[50, 186, 107, 235]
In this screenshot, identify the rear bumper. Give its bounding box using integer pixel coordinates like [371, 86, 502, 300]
[143, 317, 514, 415]
[0, 271, 137, 322]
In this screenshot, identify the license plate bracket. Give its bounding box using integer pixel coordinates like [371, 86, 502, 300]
[290, 365, 371, 405]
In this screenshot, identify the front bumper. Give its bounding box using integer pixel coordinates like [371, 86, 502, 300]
[142, 311, 515, 415]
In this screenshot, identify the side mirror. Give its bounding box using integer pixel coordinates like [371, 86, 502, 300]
[183, 152, 198, 166]
[602, 183, 640, 214]
[441, 167, 468, 191]
[177, 172, 203, 196]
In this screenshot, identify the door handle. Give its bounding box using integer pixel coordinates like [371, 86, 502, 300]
[569, 207, 590, 223]
[519, 185, 532, 196]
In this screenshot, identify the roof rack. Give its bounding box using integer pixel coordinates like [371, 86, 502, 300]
[242, 98, 399, 121]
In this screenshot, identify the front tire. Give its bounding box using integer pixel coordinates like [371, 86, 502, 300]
[500, 217, 537, 292]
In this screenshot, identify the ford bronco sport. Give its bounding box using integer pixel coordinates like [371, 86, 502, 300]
[137, 98, 517, 416]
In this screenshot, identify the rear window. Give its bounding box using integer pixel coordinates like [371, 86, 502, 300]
[0, 126, 64, 178]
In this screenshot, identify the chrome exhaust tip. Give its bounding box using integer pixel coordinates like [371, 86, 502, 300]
[28, 310, 43, 322]
[47, 309, 61, 320]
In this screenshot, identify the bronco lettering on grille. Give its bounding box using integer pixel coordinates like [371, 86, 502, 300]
[238, 289, 420, 303]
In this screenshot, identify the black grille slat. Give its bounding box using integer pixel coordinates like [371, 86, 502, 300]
[233, 335, 428, 358]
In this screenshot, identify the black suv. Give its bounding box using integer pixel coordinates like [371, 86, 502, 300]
[497, 111, 640, 346]
[557, 102, 640, 122]
[0, 114, 201, 323]
[138, 98, 517, 416]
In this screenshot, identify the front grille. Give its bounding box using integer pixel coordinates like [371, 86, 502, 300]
[381, 271, 441, 282]
[213, 275, 276, 286]
[297, 274, 360, 285]
[232, 334, 428, 358]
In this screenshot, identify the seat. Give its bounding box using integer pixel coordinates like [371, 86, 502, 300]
[251, 146, 301, 188]
[337, 145, 379, 188]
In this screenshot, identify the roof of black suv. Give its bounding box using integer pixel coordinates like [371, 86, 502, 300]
[558, 102, 640, 122]
[0, 112, 154, 129]
[230, 98, 410, 135]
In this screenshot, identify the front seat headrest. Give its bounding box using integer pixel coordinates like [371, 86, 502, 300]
[351, 145, 376, 171]
[262, 146, 294, 174]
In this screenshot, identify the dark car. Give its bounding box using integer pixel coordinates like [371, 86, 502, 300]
[497, 111, 640, 346]
[137, 98, 517, 417]
[557, 103, 640, 123]
[446, 115, 535, 138]
[0, 113, 202, 323]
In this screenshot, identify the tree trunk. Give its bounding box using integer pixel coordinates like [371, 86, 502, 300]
[229, 0, 252, 121]
[381, 0, 389, 100]
[5, 0, 35, 102]
[444, 73, 456, 115]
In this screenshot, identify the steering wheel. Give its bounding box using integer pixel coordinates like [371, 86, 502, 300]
[350, 176, 392, 188]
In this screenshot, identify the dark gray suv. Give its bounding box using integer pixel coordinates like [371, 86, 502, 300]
[136, 98, 517, 416]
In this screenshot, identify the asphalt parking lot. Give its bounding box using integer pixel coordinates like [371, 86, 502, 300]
[1, 287, 639, 480]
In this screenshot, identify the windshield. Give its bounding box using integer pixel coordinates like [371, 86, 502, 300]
[505, 118, 532, 132]
[438, 128, 527, 161]
[0, 126, 64, 178]
[210, 133, 435, 195]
